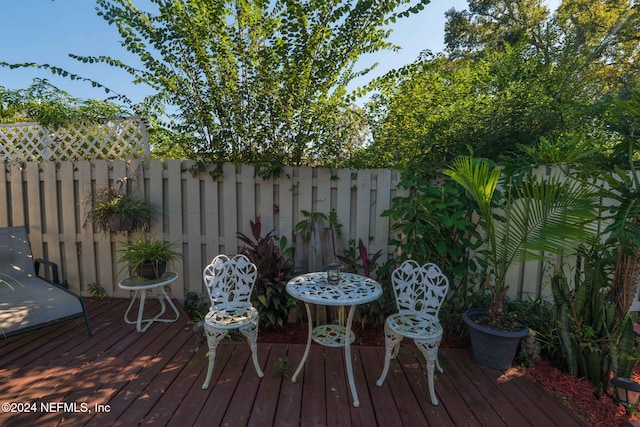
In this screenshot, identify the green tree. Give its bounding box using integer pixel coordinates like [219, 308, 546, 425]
[61, 0, 428, 173]
[0, 79, 127, 128]
[363, 0, 640, 175]
[366, 43, 568, 174]
[444, 0, 550, 58]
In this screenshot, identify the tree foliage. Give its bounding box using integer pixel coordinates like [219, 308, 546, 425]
[444, 0, 550, 58]
[61, 0, 429, 175]
[0, 79, 127, 128]
[364, 0, 640, 177]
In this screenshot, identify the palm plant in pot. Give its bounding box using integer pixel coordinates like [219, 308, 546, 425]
[444, 155, 598, 370]
[118, 238, 182, 280]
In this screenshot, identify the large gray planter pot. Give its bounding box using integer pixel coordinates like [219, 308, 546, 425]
[463, 308, 529, 371]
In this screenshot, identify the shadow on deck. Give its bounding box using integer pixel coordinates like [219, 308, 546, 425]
[0, 297, 587, 426]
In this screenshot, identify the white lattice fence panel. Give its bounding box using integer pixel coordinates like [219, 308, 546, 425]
[0, 124, 47, 162]
[0, 116, 149, 161]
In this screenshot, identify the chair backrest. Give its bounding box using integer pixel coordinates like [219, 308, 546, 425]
[0, 226, 37, 283]
[391, 260, 449, 318]
[203, 254, 257, 309]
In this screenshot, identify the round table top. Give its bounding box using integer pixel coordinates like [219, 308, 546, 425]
[118, 271, 178, 290]
[286, 272, 382, 306]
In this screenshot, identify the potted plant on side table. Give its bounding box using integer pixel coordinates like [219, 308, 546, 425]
[119, 238, 182, 280]
[444, 155, 598, 370]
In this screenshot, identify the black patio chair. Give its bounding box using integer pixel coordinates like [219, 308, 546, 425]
[0, 226, 92, 337]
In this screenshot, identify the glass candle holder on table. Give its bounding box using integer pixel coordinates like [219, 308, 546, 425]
[325, 263, 342, 285]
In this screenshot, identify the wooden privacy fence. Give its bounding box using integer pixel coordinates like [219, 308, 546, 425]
[0, 159, 405, 301]
[2, 159, 636, 308]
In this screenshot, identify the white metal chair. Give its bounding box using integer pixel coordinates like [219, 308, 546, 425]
[201, 254, 264, 389]
[376, 260, 449, 405]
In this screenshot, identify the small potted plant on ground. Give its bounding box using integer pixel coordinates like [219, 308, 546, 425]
[86, 186, 156, 234]
[444, 155, 598, 370]
[118, 238, 182, 279]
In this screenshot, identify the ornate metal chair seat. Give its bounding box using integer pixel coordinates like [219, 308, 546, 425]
[377, 260, 449, 405]
[385, 312, 443, 340]
[205, 304, 258, 327]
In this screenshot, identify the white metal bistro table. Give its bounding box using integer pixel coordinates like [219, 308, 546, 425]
[286, 272, 382, 407]
[118, 272, 180, 333]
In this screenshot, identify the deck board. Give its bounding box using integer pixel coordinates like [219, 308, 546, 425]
[394, 349, 454, 426]
[271, 345, 305, 427]
[247, 344, 286, 427]
[300, 343, 327, 426]
[348, 346, 379, 427]
[0, 297, 588, 426]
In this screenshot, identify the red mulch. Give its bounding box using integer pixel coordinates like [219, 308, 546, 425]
[525, 358, 634, 426]
[259, 322, 638, 426]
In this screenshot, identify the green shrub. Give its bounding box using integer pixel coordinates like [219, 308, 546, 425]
[238, 217, 297, 329]
[383, 175, 479, 303]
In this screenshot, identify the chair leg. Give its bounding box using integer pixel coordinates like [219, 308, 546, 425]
[376, 324, 403, 387]
[239, 320, 264, 377]
[202, 325, 227, 389]
[414, 338, 442, 405]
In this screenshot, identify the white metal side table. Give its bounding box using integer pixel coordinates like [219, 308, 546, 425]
[286, 272, 382, 407]
[118, 271, 180, 333]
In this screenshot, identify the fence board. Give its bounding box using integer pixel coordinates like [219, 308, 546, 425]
[258, 176, 274, 235]
[374, 169, 392, 259]
[202, 170, 220, 268]
[59, 161, 80, 289]
[112, 160, 128, 193]
[240, 164, 256, 239]
[93, 160, 115, 295]
[297, 166, 313, 221]
[41, 162, 62, 285]
[335, 169, 352, 245]
[183, 160, 201, 298]
[165, 160, 184, 297]
[111, 160, 128, 293]
[0, 164, 8, 226]
[222, 163, 238, 256]
[278, 166, 293, 243]
[147, 159, 163, 236]
[77, 161, 95, 291]
[10, 163, 24, 228]
[25, 163, 42, 252]
[315, 168, 331, 218]
[355, 170, 372, 247]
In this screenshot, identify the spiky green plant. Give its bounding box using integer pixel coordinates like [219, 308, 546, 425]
[118, 238, 182, 278]
[444, 156, 598, 324]
[552, 249, 640, 397]
[86, 186, 155, 234]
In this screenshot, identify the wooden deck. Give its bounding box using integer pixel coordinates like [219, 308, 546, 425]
[0, 297, 587, 426]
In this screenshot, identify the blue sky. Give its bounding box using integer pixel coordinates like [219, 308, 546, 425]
[0, 1, 562, 105]
[0, 0, 471, 106]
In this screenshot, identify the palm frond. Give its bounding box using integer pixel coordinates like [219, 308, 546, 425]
[444, 156, 500, 214]
[445, 155, 598, 293]
[495, 177, 598, 279]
